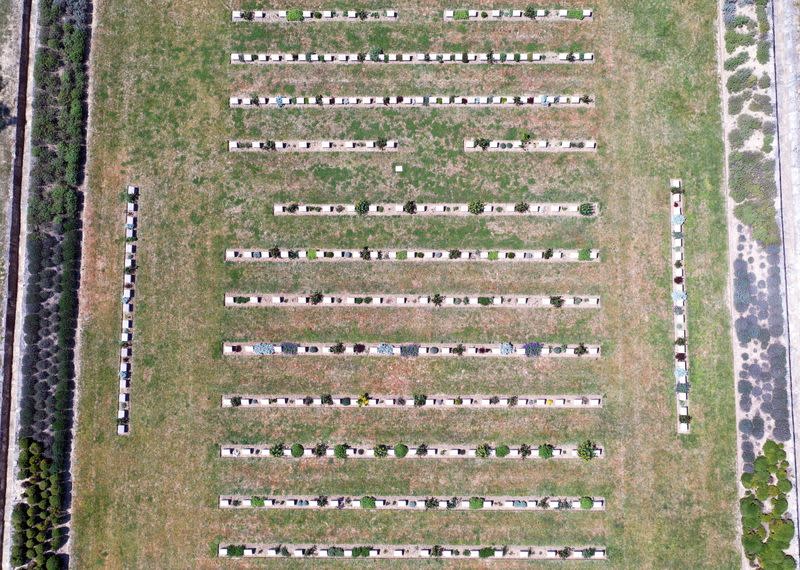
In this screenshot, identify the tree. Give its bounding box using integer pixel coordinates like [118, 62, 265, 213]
[355, 199, 370, 215]
[468, 201, 485, 214]
[577, 439, 597, 461]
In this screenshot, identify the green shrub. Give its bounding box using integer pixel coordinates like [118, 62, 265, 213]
[469, 497, 484, 509]
[291, 443, 304, 457]
[749, 93, 773, 115]
[334, 444, 348, 459]
[286, 8, 304, 21]
[394, 444, 408, 458]
[725, 29, 755, 53]
[579, 203, 595, 216]
[227, 545, 245, 556]
[487, 251, 499, 260]
[580, 496, 594, 509]
[539, 444, 554, 459]
[306, 248, 317, 260]
[270, 443, 285, 457]
[514, 201, 529, 212]
[468, 201, 485, 214]
[756, 40, 771, 64]
[577, 440, 597, 461]
[550, 295, 564, 308]
[758, 73, 771, 89]
[396, 251, 407, 260]
[578, 248, 592, 261]
[374, 444, 388, 457]
[566, 8, 584, 19]
[355, 199, 370, 215]
[453, 9, 469, 19]
[727, 68, 756, 93]
[476, 444, 491, 458]
[477, 297, 493, 306]
[729, 93, 748, 115]
[495, 445, 510, 457]
[478, 547, 495, 558]
[361, 496, 376, 509]
[724, 51, 750, 71]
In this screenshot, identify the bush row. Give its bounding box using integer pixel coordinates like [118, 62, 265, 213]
[13, 0, 90, 564]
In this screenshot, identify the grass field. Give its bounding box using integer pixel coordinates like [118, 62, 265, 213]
[71, 0, 740, 567]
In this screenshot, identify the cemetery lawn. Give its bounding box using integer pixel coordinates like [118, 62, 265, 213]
[71, 0, 739, 567]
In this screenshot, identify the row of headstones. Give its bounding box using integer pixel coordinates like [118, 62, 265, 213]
[230, 51, 594, 64]
[444, 8, 593, 19]
[218, 544, 607, 560]
[271, 201, 596, 215]
[232, 9, 398, 21]
[465, 139, 597, 151]
[220, 443, 604, 459]
[228, 139, 397, 151]
[225, 247, 600, 261]
[221, 394, 604, 408]
[117, 185, 139, 436]
[670, 179, 690, 434]
[219, 495, 605, 511]
[225, 293, 601, 308]
[230, 94, 592, 108]
[223, 341, 601, 357]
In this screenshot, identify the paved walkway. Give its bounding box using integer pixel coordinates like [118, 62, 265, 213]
[766, 0, 800, 561]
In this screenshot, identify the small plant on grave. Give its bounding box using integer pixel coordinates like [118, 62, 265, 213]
[357, 52, 366, 62]
[542, 248, 554, 259]
[550, 295, 565, 308]
[425, 497, 439, 509]
[583, 548, 597, 559]
[401, 344, 420, 357]
[376, 138, 388, 149]
[468, 201, 485, 214]
[313, 442, 328, 456]
[519, 443, 532, 457]
[328, 342, 345, 354]
[286, 8, 304, 21]
[357, 393, 370, 407]
[334, 444, 349, 459]
[268, 246, 281, 258]
[303, 396, 313, 406]
[291, 443, 304, 457]
[361, 496, 377, 509]
[478, 296, 493, 306]
[470, 496, 485, 509]
[475, 138, 491, 150]
[524, 4, 537, 17]
[416, 443, 429, 456]
[449, 249, 461, 259]
[453, 343, 466, 356]
[353, 343, 366, 354]
[558, 547, 572, 560]
[374, 444, 389, 457]
[265, 140, 277, 151]
[355, 9, 368, 19]
[575, 343, 589, 356]
[476, 444, 492, 458]
[580, 496, 594, 510]
[355, 199, 370, 215]
[577, 439, 597, 461]
[360, 246, 372, 260]
[394, 443, 409, 458]
[579, 202, 595, 216]
[309, 291, 323, 305]
[413, 394, 427, 407]
[286, 203, 299, 213]
[431, 293, 444, 306]
[488, 251, 499, 260]
[227, 545, 246, 557]
[515, 201, 529, 212]
[403, 200, 417, 214]
[479, 547, 496, 559]
[270, 442, 285, 457]
[539, 443, 555, 459]
[230, 396, 242, 407]
[431, 545, 444, 557]
[579, 248, 592, 261]
[496, 445, 510, 457]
